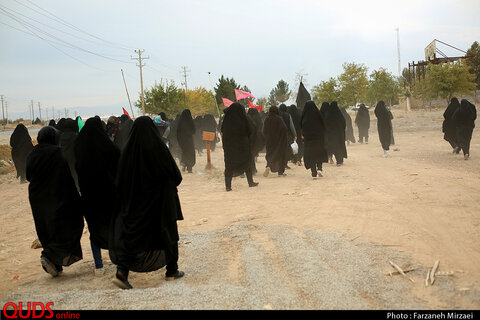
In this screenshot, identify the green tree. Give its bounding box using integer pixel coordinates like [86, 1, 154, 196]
[312, 77, 340, 105]
[367, 68, 401, 106]
[268, 80, 292, 105]
[426, 59, 476, 103]
[256, 97, 268, 107]
[185, 87, 217, 116]
[137, 80, 184, 117]
[466, 41, 480, 89]
[337, 62, 369, 106]
[214, 75, 240, 106]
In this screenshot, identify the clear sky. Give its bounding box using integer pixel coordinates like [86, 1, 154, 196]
[0, 0, 479, 119]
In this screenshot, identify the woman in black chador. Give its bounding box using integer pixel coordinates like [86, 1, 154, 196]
[355, 103, 370, 144]
[176, 109, 196, 173]
[109, 116, 184, 289]
[442, 97, 461, 153]
[247, 108, 266, 170]
[10, 123, 34, 183]
[324, 101, 347, 166]
[221, 103, 259, 191]
[56, 118, 80, 191]
[452, 99, 476, 160]
[262, 106, 292, 177]
[203, 114, 219, 151]
[288, 104, 303, 166]
[74, 116, 121, 274]
[26, 126, 84, 277]
[301, 101, 328, 179]
[374, 101, 393, 157]
[340, 106, 356, 145]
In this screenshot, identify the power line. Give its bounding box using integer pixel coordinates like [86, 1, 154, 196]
[0, 7, 134, 64]
[14, 0, 134, 51]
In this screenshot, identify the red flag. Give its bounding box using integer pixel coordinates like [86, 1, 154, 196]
[222, 98, 234, 107]
[248, 100, 263, 112]
[122, 107, 130, 119]
[235, 89, 255, 100]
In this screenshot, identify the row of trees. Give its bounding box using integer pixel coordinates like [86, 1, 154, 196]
[137, 41, 479, 116]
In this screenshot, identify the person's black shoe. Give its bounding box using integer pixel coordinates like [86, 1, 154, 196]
[249, 182, 259, 187]
[165, 270, 185, 281]
[226, 187, 232, 191]
[112, 276, 133, 289]
[41, 256, 59, 277]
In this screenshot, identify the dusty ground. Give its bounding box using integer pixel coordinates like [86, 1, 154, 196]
[0, 109, 479, 310]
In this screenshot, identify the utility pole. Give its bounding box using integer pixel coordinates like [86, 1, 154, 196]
[0, 95, 4, 128]
[180, 66, 190, 108]
[132, 49, 149, 115]
[31, 100, 35, 123]
[38, 102, 42, 122]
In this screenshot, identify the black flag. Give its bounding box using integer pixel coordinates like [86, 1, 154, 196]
[296, 81, 311, 111]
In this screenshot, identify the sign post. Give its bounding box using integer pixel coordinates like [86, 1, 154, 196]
[202, 131, 216, 169]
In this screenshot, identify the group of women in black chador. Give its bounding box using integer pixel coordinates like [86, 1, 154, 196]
[20, 114, 185, 290]
[8, 97, 476, 288]
[442, 97, 477, 160]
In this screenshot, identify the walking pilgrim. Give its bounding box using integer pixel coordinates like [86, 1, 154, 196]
[109, 116, 184, 289]
[221, 103, 259, 191]
[74, 116, 120, 276]
[262, 106, 292, 177]
[301, 101, 328, 179]
[9, 123, 34, 184]
[374, 101, 394, 157]
[26, 126, 84, 277]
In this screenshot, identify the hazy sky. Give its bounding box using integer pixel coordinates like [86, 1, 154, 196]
[0, 0, 479, 118]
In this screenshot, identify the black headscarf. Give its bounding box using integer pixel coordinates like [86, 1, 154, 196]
[374, 101, 393, 151]
[262, 106, 291, 172]
[106, 116, 120, 141]
[74, 116, 120, 249]
[26, 126, 84, 267]
[324, 101, 347, 159]
[221, 103, 253, 176]
[176, 109, 196, 170]
[301, 101, 328, 169]
[109, 116, 183, 272]
[10, 123, 34, 182]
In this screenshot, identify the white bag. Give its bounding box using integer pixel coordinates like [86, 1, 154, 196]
[291, 141, 298, 155]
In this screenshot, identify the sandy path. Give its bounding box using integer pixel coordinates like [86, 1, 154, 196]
[0, 109, 479, 310]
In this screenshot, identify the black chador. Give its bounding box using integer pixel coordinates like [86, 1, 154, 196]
[452, 99, 476, 160]
[324, 101, 347, 165]
[74, 116, 120, 249]
[301, 101, 328, 178]
[114, 115, 133, 150]
[26, 126, 84, 277]
[203, 114, 219, 151]
[288, 104, 303, 165]
[262, 106, 292, 176]
[57, 118, 80, 190]
[442, 97, 461, 153]
[247, 107, 266, 159]
[10, 123, 34, 183]
[340, 107, 356, 144]
[374, 101, 393, 156]
[109, 116, 184, 289]
[176, 109, 196, 173]
[355, 104, 370, 144]
[221, 103, 258, 191]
